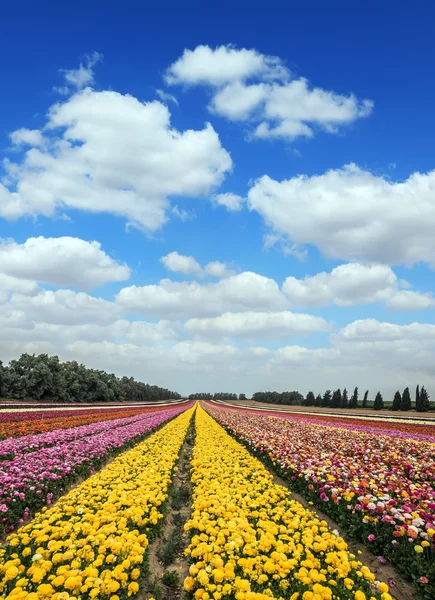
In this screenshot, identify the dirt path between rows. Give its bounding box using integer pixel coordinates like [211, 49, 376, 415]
[140, 421, 194, 600]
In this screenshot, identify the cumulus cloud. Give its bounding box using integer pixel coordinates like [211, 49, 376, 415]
[282, 263, 435, 310]
[0, 236, 130, 289]
[160, 251, 203, 275]
[1, 89, 232, 229]
[166, 45, 373, 141]
[165, 45, 287, 86]
[160, 252, 235, 278]
[184, 310, 330, 339]
[213, 192, 245, 211]
[248, 164, 435, 266]
[117, 271, 287, 318]
[9, 290, 121, 326]
[59, 51, 103, 92]
[10, 129, 44, 147]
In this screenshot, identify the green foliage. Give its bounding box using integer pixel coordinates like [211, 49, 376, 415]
[349, 387, 358, 409]
[374, 391, 384, 410]
[415, 384, 421, 411]
[161, 571, 180, 587]
[418, 386, 430, 412]
[392, 390, 402, 411]
[305, 391, 315, 406]
[0, 353, 180, 403]
[157, 528, 183, 566]
[321, 390, 332, 407]
[341, 388, 348, 408]
[314, 393, 322, 407]
[401, 386, 412, 411]
[250, 391, 304, 405]
[330, 388, 342, 408]
[238, 393, 247, 401]
[362, 390, 369, 408]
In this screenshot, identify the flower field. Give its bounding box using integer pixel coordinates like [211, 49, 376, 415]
[0, 404, 189, 536]
[0, 404, 187, 439]
[0, 401, 420, 600]
[0, 406, 194, 599]
[205, 403, 435, 598]
[184, 406, 390, 600]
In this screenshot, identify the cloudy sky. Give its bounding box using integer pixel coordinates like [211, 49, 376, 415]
[1, 1, 435, 397]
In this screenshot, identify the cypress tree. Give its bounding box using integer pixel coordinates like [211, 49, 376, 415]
[331, 388, 342, 408]
[392, 390, 402, 411]
[315, 393, 322, 407]
[415, 385, 421, 412]
[341, 388, 349, 408]
[305, 391, 315, 406]
[349, 386, 359, 408]
[419, 386, 430, 412]
[362, 390, 369, 408]
[401, 387, 412, 411]
[374, 391, 384, 410]
[322, 390, 332, 407]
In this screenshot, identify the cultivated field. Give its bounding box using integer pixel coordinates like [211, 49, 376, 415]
[1, 400, 433, 600]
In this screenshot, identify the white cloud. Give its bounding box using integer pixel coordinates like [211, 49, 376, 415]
[166, 45, 373, 141]
[9, 290, 121, 326]
[248, 164, 435, 266]
[184, 310, 330, 339]
[0, 274, 38, 299]
[0, 236, 130, 289]
[60, 51, 103, 91]
[337, 319, 435, 343]
[1, 89, 232, 230]
[386, 290, 435, 311]
[165, 44, 287, 86]
[117, 271, 287, 318]
[156, 89, 179, 106]
[10, 129, 44, 147]
[160, 251, 202, 275]
[160, 252, 235, 279]
[282, 263, 430, 309]
[213, 192, 245, 211]
[204, 261, 235, 278]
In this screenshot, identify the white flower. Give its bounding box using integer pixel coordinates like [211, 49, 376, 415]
[32, 553, 43, 561]
[332, 529, 339, 537]
[77, 508, 84, 515]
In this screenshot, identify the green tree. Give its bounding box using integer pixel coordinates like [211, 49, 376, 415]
[349, 387, 358, 409]
[239, 393, 247, 401]
[341, 388, 349, 408]
[322, 390, 332, 407]
[330, 388, 342, 409]
[401, 387, 412, 411]
[415, 385, 421, 412]
[314, 394, 322, 407]
[362, 390, 369, 408]
[374, 391, 384, 410]
[305, 391, 315, 406]
[392, 391, 402, 411]
[418, 386, 430, 412]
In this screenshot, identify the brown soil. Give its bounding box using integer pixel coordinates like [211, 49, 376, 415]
[141, 423, 194, 600]
[221, 399, 435, 421]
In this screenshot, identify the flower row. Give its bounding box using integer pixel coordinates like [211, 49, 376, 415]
[0, 404, 191, 537]
[0, 409, 173, 459]
[0, 405, 178, 439]
[184, 406, 388, 600]
[206, 404, 435, 599]
[0, 406, 194, 599]
[242, 407, 435, 443]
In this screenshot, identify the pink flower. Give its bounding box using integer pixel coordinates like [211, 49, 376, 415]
[420, 576, 429, 584]
[368, 534, 376, 542]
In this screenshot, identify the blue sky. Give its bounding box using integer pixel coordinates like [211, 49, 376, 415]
[1, 0, 435, 396]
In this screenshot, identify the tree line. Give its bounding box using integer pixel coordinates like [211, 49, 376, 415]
[188, 392, 245, 401]
[0, 353, 181, 403]
[251, 386, 431, 411]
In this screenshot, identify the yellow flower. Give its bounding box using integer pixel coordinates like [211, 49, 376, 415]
[414, 545, 424, 553]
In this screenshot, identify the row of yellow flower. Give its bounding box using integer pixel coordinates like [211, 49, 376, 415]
[184, 406, 390, 600]
[0, 407, 194, 600]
